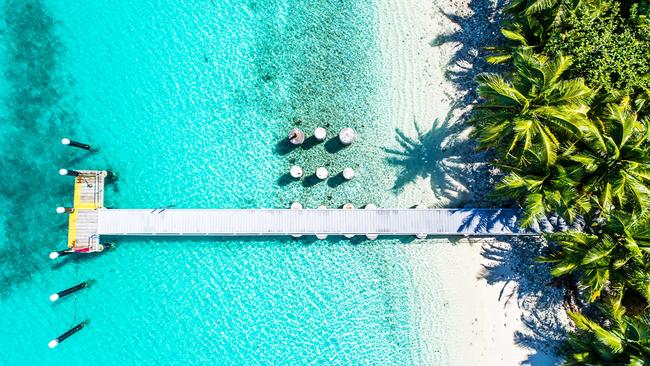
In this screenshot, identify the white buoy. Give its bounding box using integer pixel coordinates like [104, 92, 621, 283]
[316, 206, 328, 240]
[49, 252, 60, 260]
[56, 207, 74, 214]
[290, 165, 303, 179]
[339, 128, 356, 145]
[49, 293, 60, 302]
[48, 321, 87, 349]
[365, 204, 378, 240]
[316, 167, 329, 180]
[61, 138, 91, 150]
[415, 204, 427, 239]
[314, 127, 327, 141]
[290, 202, 303, 237]
[342, 168, 355, 180]
[59, 169, 80, 177]
[343, 203, 355, 238]
[288, 128, 305, 145]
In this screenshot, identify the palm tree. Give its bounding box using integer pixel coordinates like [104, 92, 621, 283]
[572, 102, 650, 215]
[474, 51, 596, 167]
[485, 18, 546, 64]
[541, 213, 650, 303]
[494, 153, 588, 226]
[506, 0, 602, 28]
[562, 305, 650, 365]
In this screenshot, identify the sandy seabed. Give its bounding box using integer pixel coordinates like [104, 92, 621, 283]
[376, 0, 570, 364]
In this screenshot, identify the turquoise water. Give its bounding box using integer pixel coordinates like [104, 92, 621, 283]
[0, 0, 445, 364]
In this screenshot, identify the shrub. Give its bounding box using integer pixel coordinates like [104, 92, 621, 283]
[544, 1, 650, 94]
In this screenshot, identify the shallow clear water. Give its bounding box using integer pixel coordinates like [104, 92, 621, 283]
[0, 1, 445, 364]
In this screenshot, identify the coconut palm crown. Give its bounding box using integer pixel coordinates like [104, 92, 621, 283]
[474, 50, 595, 167]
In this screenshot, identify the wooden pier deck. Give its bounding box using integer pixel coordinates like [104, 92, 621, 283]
[66, 170, 106, 252]
[96, 208, 538, 237]
[61, 170, 542, 253]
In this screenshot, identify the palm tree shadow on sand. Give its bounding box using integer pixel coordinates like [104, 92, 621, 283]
[477, 237, 569, 366]
[384, 107, 474, 206]
[430, 0, 508, 107]
[428, 3, 569, 363]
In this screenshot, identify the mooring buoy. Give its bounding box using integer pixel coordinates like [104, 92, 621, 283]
[49, 250, 74, 260]
[56, 207, 74, 214]
[50, 281, 89, 302]
[48, 321, 88, 349]
[61, 138, 91, 151]
[59, 169, 80, 177]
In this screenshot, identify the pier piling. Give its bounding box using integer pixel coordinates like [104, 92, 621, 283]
[288, 128, 305, 145]
[338, 128, 356, 145]
[314, 127, 326, 142]
[342, 168, 355, 180]
[316, 167, 329, 180]
[365, 204, 378, 240]
[290, 165, 303, 179]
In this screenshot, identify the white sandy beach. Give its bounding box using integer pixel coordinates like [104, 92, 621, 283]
[376, 0, 569, 364]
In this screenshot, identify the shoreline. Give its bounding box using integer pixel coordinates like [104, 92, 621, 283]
[376, 0, 569, 364]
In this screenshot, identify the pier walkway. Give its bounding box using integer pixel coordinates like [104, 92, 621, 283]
[97, 208, 537, 237]
[63, 171, 541, 253]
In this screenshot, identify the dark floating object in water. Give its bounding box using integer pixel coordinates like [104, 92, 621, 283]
[61, 137, 91, 151]
[56, 207, 74, 214]
[50, 281, 89, 302]
[48, 321, 88, 349]
[49, 249, 74, 260]
[58, 169, 80, 177]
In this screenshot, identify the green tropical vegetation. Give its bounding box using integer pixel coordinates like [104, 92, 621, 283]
[474, 0, 650, 363]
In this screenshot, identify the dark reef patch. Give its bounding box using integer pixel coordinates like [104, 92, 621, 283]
[0, 0, 80, 296]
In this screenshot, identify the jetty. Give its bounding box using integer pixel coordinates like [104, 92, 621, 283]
[62, 171, 541, 253]
[64, 170, 106, 253]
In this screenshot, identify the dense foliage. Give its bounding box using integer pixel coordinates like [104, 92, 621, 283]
[563, 304, 650, 364]
[545, 2, 650, 93]
[475, 0, 650, 364]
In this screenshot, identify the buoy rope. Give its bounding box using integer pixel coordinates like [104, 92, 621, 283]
[70, 264, 79, 326]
